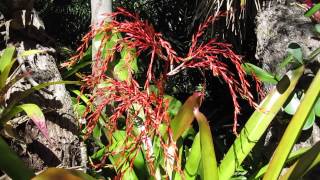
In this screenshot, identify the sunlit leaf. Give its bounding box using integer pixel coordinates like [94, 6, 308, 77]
[19, 49, 47, 58]
[184, 133, 201, 179]
[0, 59, 15, 89]
[302, 110, 315, 130]
[305, 3, 320, 17]
[284, 93, 300, 115]
[193, 108, 218, 180]
[242, 63, 277, 84]
[314, 97, 320, 117]
[16, 104, 49, 139]
[32, 168, 96, 180]
[0, 45, 15, 73]
[288, 43, 303, 64]
[170, 92, 202, 141]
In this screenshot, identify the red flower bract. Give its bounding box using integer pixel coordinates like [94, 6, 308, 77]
[66, 7, 259, 176]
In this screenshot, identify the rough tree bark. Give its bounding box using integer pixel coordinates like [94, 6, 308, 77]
[0, 0, 82, 173]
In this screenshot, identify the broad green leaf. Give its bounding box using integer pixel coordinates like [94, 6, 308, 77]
[314, 97, 320, 117]
[32, 168, 96, 180]
[284, 93, 300, 115]
[184, 133, 201, 180]
[17, 104, 49, 139]
[194, 108, 218, 180]
[305, 3, 320, 17]
[219, 66, 304, 180]
[19, 49, 47, 58]
[113, 47, 138, 81]
[302, 109, 315, 130]
[0, 45, 15, 73]
[263, 68, 320, 180]
[288, 43, 303, 64]
[0, 136, 35, 180]
[170, 92, 202, 141]
[4, 81, 81, 116]
[242, 63, 278, 84]
[280, 142, 320, 180]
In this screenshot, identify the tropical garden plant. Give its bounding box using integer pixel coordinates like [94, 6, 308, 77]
[0, 1, 319, 180]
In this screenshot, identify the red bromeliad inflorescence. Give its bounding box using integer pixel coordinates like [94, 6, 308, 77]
[64, 7, 261, 176]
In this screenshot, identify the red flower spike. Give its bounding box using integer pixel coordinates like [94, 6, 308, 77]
[67, 7, 260, 176]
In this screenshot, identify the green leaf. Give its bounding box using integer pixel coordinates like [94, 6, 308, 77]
[0, 136, 35, 180]
[91, 147, 106, 160]
[113, 47, 138, 81]
[280, 142, 320, 180]
[33, 168, 96, 180]
[0, 59, 15, 89]
[284, 93, 300, 115]
[263, 68, 320, 180]
[288, 43, 303, 64]
[16, 104, 49, 139]
[19, 49, 47, 58]
[314, 97, 320, 117]
[194, 108, 218, 180]
[302, 109, 315, 130]
[170, 92, 202, 141]
[219, 66, 304, 180]
[305, 3, 320, 17]
[0, 45, 15, 73]
[184, 133, 201, 179]
[242, 63, 278, 84]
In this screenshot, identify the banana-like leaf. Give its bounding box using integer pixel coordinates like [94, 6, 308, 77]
[218, 66, 304, 180]
[194, 108, 218, 180]
[184, 133, 201, 180]
[32, 168, 96, 180]
[170, 92, 202, 141]
[263, 69, 320, 180]
[0, 45, 15, 73]
[280, 142, 320, 180]
[0, 136, 35, 180]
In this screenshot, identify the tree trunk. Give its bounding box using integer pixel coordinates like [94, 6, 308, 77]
[1, 2, 81, 172]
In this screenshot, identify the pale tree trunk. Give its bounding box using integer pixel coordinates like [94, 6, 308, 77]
[1, 0, 82, 173]
[90, 0, 112, 64]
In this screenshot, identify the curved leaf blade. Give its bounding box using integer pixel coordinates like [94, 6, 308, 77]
[32, 168, 96, 180]
[170, 92, 202, 141]
[0, 136, 35, 180]
[194, 108, 218, 180]
[242, 63, 277, 84]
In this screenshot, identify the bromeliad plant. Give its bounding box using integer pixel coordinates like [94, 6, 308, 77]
[65, 7, 258, 179]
